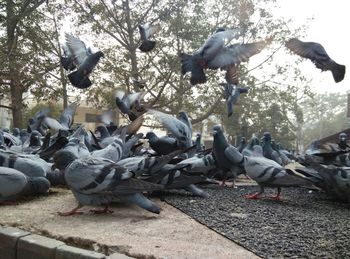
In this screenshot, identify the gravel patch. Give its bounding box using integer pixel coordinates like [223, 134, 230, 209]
[164, 186, 350, 258]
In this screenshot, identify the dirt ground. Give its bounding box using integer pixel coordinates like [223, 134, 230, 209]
[0, 187, 259, 259]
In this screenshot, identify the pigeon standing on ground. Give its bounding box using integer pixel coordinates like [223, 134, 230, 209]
[64, 33, 104, 89]
[212, 125, 244, 186]
[243, 147, 313, 200]
[145, 132, 178, 155]
[53, 150, 163, 216]
[285, 38, 346, 83]
[138, 23, 161, 52]
[0, 167, 50, 204]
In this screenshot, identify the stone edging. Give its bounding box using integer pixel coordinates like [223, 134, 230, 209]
[0, 225, 132, 259]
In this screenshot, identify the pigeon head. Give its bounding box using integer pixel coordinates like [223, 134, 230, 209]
[262, 132, 272, 142]
[240, 137, 246, 144]
[95, 125, 110, 139]
[145, 132, 157, 140]
[29, 130, 43, 147]
[212, 125, 223, 136]
[94, 51, 104, 59]
[215, 27, 226, 33]
[28, 177, 51, 194]
[339, 133, 347, 142]
[1, 128, 9, 133]
[196, 133, 201, 138]
[12, 128, 20, 136]
[53, 150, 78, 171]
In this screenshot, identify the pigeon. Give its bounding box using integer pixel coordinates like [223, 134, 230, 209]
[145, 132, 178, 155]
[58, 102, 79, 129]
[212, 125, 244, 186]
[64, 33, 104, 89]
[243, 148, 313, 200]
[150, 110, 192, 151]
[115, 90, 146, 121]
[338, 133, 349, 151]
[60, 44, 78, 71]
[242, 136, 260, 156]
[180, 27, 270, 85]
[138, 23, 161, 52]
[91, 135, 124, 163]
[53, 150, 163, 216]
[180, 28, 240, 85]
[0, 167, 50, 204]
[0, 150, 50, 178]
[237, 137, 247, 153]
[220, 83, 248, 117]
[194, 133, 204, 152]
[285, 38, 346, 83]
[301, 156, 350, 202]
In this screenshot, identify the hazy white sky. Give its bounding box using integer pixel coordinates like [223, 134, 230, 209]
[272, 0, 349, 93]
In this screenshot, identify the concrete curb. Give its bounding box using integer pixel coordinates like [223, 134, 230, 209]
[0, 226, 133, 259]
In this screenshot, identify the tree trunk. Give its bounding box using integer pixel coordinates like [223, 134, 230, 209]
[6, 0, 23, 128]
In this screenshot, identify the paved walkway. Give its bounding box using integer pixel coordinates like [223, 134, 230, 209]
[0, 187, 259, 259]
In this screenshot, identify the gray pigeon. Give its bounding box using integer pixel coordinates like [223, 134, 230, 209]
[65, 33, 104, 89]
[115, 90, 146, 121]
[150, 110, 192, 151]
[138, 23, 161, 52]
[243, 149, 312, 200]
[220, 83, 248, 117]
[212, 125, 244, 186]
[0, 167, 50, 204]
[285, 38, 345, 83]
[180, 28, 270, 85]
[58, 102, 79, 129]
[53, 150, 163, 216]
[180, 28, 241, 85]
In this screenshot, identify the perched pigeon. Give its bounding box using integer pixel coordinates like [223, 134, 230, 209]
[220, 83, 248, 117]
[65, 33, 104, 89]
[0, 167, 50, 204]
[285, 38, 346, 83]
[212, 125, 244, 186]
[138, 23, 161, 52]
[53, 150, 163, 216]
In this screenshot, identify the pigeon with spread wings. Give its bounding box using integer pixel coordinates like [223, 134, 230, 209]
[64, 33, 104, 89]
[285, 38, 345, 83]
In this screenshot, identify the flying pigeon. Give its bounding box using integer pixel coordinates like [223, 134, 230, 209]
[53, 150, 163, 216]
[138, 23, 161, 52]
[285, 38, 346, 83]
[180, 28, 269, 85]
[220, 83, 248, 117]
[64, 33, 104, 89]
[149, 110, 192, 151]
[115, 90, 146, 121]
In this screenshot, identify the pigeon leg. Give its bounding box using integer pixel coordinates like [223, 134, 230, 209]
[90, 205, 113, 214]
[270, 187, 282, 200]
[245, 186, 264, 199]
[58, 204, 84, 216]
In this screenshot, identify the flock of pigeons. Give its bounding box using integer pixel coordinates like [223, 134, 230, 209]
[0, 23, 348, 215]
[61, 24, 345, 117]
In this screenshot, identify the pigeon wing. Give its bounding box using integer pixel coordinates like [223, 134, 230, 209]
[65, 33, 89, 66]
[208, 41, 267, 69]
